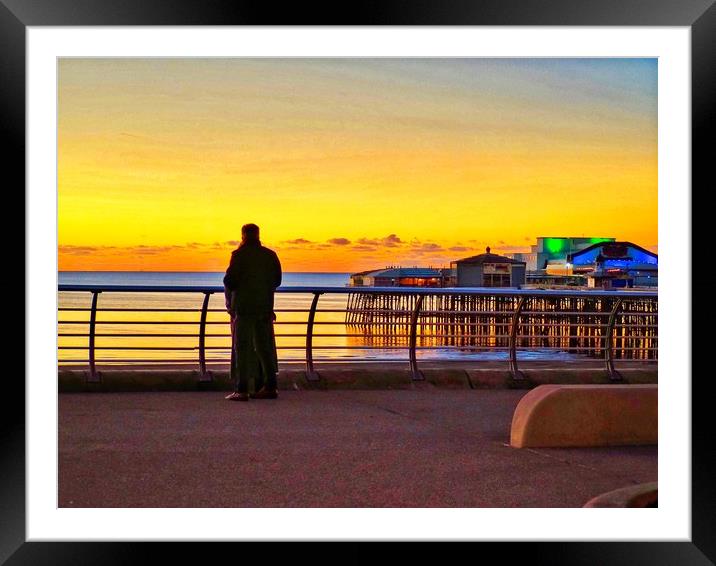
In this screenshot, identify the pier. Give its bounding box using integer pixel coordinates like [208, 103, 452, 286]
[346, 289, 657, 360]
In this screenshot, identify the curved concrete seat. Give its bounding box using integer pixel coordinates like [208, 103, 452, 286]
[510, 384, 657, 448]
[583, 482, 658, 508]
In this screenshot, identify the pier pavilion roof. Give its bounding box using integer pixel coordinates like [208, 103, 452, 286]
[350, 269, 379, 277]
[567, 241, 658, 265]
[453, 247, 526, 265]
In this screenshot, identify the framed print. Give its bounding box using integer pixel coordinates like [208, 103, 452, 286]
[6, 0, 714, 563]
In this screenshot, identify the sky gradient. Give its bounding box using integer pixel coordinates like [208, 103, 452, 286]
[58, 58, 658, 272]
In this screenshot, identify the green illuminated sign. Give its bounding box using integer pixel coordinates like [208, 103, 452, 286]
[544, 238, 567, 255]
[543, 237, 615, 258]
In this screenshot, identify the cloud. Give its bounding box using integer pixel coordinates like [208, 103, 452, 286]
[356, 237, 380, 246]
[130, 244, 188, 255]
[354, 234, 405, 247]
[412, 242, 443, 252]
[352, 245, 377, 252]
[283, 238, 313, 245]
[58, 245, 105, 256]
[382, 234, 403, 247]
[59, 242, 220, 256]
[327, 238, 351, 245]
[449, 246, 470, 252]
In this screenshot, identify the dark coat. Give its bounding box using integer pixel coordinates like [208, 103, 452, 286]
[223, 243, 282, 315]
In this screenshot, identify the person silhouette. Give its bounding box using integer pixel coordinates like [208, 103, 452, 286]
[223, 224, 282, 401]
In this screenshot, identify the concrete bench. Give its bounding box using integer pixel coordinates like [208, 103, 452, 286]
[583, 482, 658, 507]
[510, 384, 657, 448]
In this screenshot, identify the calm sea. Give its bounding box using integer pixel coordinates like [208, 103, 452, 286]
[58, 271, 350, 288]
[57, 271, 573, 366]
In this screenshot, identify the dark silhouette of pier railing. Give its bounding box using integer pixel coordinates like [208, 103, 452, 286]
[58, 285, 657, 383]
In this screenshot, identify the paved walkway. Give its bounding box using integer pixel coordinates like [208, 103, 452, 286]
[59, 390, 657, 507]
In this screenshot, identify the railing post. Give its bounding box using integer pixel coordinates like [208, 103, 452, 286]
[605, 297, 624, 381]
[198, 292, 213, 382]
[306, 292, 323, 381]
[87, 290, 101, 383]
[509, 296, 526, 381]
[409, 294, 425, 380]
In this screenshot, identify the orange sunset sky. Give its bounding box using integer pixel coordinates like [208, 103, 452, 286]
[58, 58, 657, 272]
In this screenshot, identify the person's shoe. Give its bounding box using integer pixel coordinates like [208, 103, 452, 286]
[251, 387, 278, 400]
[225, 392, 249, 402]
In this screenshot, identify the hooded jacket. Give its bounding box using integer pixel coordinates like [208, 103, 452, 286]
[223, 242, 282, 315]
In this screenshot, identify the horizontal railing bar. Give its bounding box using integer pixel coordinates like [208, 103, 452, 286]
[419, 310, 657, 317]
[350, 313, 658, 319]
[57, 330, 659, 339]
[60, 333, 416, 338]
[61, 346, 198, 350]
[343, 310, 657, 317]
[350, 322, 650, 329]
[59, 321, 218, 325]
[59, 344, 658, 352]
[58, 319, 657, 330]
[59, 333, 204, 338]
[59, 320, 350, 325]
[59, 331, 657, 339]
[59, 307, 203, 313]
[59, 361, 657, 368]
[278, 309, 348, 313]
[58, 284, 658, 298]
[57, 358, 199, 366]
[57, 307, 658, 317]
[56, 358, 545, 365]
[58, 333, 656, 348]
[58, 313, 656, 319]
[59, 307, 350, 313]
[60, 345, 421, 351]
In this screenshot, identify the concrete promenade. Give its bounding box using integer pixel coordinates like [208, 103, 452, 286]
[59, 389, 657, 507]
[59, 359, 658, 392]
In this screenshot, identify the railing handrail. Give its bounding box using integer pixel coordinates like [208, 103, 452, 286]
[58, 284, 658, 298]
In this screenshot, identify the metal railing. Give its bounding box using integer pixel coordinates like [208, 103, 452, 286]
[58, 285, 658, 383]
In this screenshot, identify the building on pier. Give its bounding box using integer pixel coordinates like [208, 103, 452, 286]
[350, 248, 526, 288]
[568, 241, 658, 288]
[449, 247, 526, 287]
[349, 266, 445, 287]
[508, 237, 616, 273]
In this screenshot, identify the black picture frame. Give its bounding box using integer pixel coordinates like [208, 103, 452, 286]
[5, 0, 712, 563]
